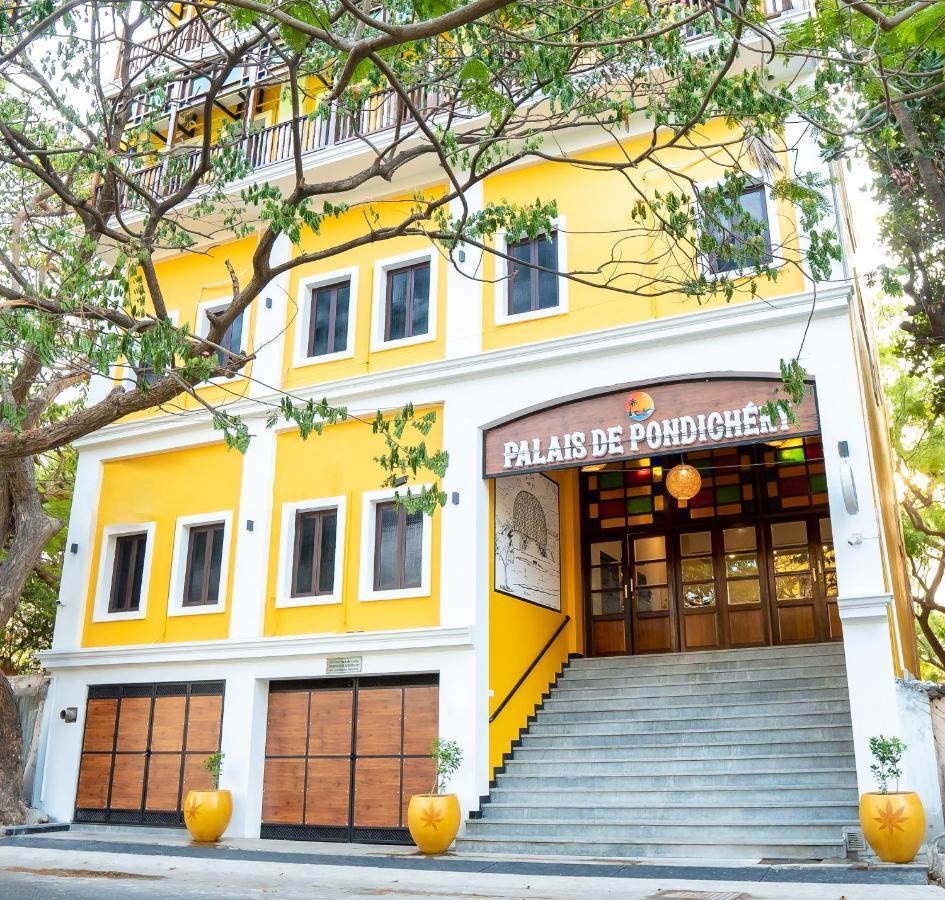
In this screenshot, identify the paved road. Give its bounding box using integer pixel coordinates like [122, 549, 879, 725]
[0, 837, 939, 900]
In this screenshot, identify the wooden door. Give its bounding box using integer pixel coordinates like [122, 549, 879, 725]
[629, 534, 675, 653]
[719, 524, 768, 647]
[261, 675, 438, 843]
[587, 538, 628, 655]
[768, 517, 841, 644]
[678, 529, 722, 650]
[74, 681, 224, 826]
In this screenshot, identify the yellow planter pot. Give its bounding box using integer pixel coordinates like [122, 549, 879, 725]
[407, 793, 461, 854]
[859, 791, 926, 864]
[183, 789, 233, 843]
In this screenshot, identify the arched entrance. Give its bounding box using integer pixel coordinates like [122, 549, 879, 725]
[483, 373, 841, 656]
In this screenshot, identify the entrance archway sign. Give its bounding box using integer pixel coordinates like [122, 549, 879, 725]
[482, 374, 819, 478]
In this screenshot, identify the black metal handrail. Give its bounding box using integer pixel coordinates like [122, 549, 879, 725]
[489, 614, 571, 724]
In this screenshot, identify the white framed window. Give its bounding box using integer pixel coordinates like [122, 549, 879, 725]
[370, 249, 439, 352]
[167, 511, 233, 617]
[494, 216, 569, 326]
[196, 298, 247, 379]
[358, 487, 433, 602]
[293, 267, 359, 367]
[276, 496, 346, 608]
[133, 309, 179, 388]
[92, 522, 157, 623]
[694, 177, 781, 281]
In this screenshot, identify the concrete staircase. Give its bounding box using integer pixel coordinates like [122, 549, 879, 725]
[461, 642, 859, 860]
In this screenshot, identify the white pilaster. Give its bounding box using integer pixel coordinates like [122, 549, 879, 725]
[228, 418, 276, 639]
[248, 232, 293, 397]
[444, 180, 484, 359]
[220, 672, 268, 839]
[52, 452, 104, 650]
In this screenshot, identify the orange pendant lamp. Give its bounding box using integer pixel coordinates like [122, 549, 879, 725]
[665, 463, 702, 501]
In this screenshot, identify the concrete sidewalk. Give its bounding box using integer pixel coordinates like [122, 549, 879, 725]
[0, 830, 937, 899]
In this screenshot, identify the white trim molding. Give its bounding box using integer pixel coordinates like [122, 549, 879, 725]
[370, 248, 439, 352]
[494, 215, 569, 326]
[74, 285, 853, 453]
[39, 625, 473, 669]
[293, 267, 359, 367]
[92, 522, 157, 623]
[166, 511, 234, 617]
[275, 495, 347, 608]
[358, 486, 434, 602]
[837, 592, 894, 624]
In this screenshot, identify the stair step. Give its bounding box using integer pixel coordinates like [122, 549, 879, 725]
[455, 836, 847, 861]
[501, 754, 856, 776]
[493, 770, 858, 789]
[512, 740, 856, 761]
[537, 698, 851, 721]
[568, 643, 842, 669]
[479, 802, 860, 824]
[490, 786, 859, 804]
[521, 724, 853, 746]
[463, 820, 854, 842]
[561, 663, 848, 687]
[551, 678, 848, 701]
[528, 711, 848, 735]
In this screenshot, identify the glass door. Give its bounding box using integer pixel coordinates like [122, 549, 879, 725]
[768, 517, 838, 644]
[721, 524, 768, 647]
[629, 534, 675, 653]
[587, 539, 628, 655]
[678, 530, 721, 650]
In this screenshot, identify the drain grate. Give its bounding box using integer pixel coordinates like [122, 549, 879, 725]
[843, 825, 868, 855]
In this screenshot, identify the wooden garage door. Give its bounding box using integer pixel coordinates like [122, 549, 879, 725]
[261, 674, 438, 843]
[74, 681, 224, 826]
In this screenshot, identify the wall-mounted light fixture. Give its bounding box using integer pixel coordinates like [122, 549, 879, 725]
[451, 492, 460, 506]
[393, 475, 409, 487]
[246, 519, 255, 532]
[70, 543, 78, 554]
[265, 297, 273, 309]
[60, 707, 78, 723]
[838, 441, 859, 515]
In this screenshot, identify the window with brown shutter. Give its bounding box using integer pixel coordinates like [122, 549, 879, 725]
[108, 532, 148, 613]
[507, 232, 559, 315]
[182, 522, 225, 606]
[373, 502, 423, 591]
[291, 508, 338, 597]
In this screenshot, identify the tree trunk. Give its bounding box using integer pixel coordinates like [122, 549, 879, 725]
[0, 675, 26, 825]
[891, 100, 945, 235]
[0, 459, 62, 824]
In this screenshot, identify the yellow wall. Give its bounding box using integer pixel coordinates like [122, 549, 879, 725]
[264, 407, 443, 637]
[488, 469, 584, 775]
[123, 235, 259, 420]
[481, 127, 806, 352]
[82, 442, 243, 647]
[281, 189, 448, 392]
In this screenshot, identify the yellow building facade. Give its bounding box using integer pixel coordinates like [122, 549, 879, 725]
[33, 3, 945, 860]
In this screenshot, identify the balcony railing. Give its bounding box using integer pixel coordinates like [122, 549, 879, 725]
[118, 85, 442, 206]
[117, 0, 803, 77]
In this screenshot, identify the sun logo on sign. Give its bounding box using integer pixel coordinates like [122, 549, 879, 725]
[626, 391, 655, 422]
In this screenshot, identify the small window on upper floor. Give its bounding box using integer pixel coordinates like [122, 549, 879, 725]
[699, 182, 772, 276]
[507, 232, 560, 316]
[384, 261, 430, 343]
[292, 508, 338, 597]
[199, 304, 244, 368]
[183, 521, 226, 606]
[108, 532, 148, 614]
[374, 501, 423, 591]
[308, 280, 351, 358]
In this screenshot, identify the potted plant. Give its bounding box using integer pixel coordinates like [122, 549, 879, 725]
[859, 735, 926, 863]
[407, 738, 463, 854]
[183, 751, 232, 843]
